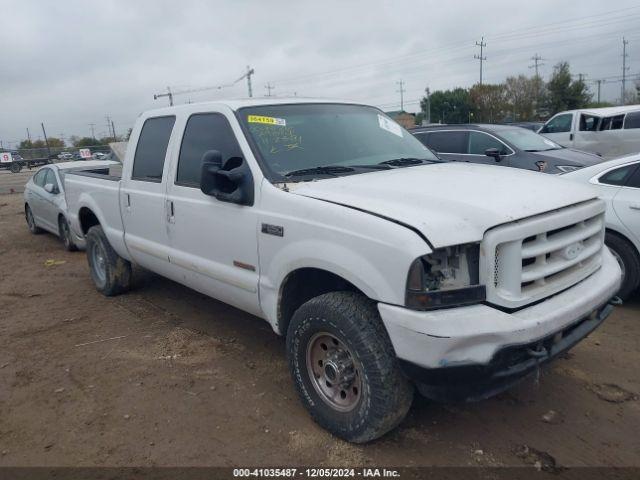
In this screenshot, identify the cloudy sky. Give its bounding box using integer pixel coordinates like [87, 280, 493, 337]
[1, 0, 639, 148]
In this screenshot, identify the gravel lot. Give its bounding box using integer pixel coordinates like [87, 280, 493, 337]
[0, 189, 639, 468]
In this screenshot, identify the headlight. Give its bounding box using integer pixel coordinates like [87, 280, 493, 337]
[406, 243, 485, 310]
[556, 165, 582, 173]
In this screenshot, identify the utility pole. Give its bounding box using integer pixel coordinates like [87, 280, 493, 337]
[474, 36, 487, 85]
[529, 53, 545, 78]
[26, 128, 32, 144]
[111, 120, 117, 140]
[41, 123, 51, 158]
[265, 82, 275, 97]
[396, 79, 406, 111]
[424, 87, 431, 124]
[89, 123, 96, 139]
[595, 79, 605, 103]
[622, 37, 629, 105]
[246, 65, 254, 97]
[153, 86, 174, 106]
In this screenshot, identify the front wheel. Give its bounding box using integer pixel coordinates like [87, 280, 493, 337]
[287, 291, 413, 443]
[606, 232, 640, 300]
[86, 225, 132, 296]
[25, 205, 43, 234]
[58, 216, 77, 252]
[10, 162, 22, 173]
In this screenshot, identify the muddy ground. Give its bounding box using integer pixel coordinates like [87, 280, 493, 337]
[0, 191, 639, 468]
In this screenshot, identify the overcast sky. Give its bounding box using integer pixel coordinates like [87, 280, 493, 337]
[1, 0, 639, 148]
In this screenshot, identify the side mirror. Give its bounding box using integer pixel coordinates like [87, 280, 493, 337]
[44, 183, 57, 194]
[200, 150, 254, 206]
[485, 148, 503, 162]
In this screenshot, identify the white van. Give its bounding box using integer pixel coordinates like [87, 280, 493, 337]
[539, 105, 640, 159]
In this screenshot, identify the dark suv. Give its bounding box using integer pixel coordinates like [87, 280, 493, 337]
[411, 124, 603, 174]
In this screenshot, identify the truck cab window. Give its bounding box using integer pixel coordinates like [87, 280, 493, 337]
[541, 114, 572, 133]
[601, 114, 625, 131]
[176, 113, 243, 187]
[131, 116, 176, 182]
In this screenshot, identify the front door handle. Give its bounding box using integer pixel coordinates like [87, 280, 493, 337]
[167, 200, 175, 224]
[629, 204, 640, 211]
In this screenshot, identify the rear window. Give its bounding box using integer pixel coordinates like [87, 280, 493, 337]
[426, 131, 468, 154]
[132, 116, 176, 182]
[624, 111, 640, 129]
[598, 164, 636, 186]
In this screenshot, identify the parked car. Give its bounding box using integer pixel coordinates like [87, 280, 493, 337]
[24, 160, 118, 250]
[411, 124, 603, 173]
[539, 105, 640, 159]
[563, 154, 640, 299]
[64, 99, 620, 443]
[58, 152, 73, 160]
[92, 152, 107, 160]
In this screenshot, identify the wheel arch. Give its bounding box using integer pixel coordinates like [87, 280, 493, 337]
[276, 267, 367, 336]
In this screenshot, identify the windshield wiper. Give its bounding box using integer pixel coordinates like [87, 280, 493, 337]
[284, 165, 355, 178]
[378, 157, 441, 167]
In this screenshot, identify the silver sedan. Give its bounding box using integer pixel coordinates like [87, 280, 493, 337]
[23, 160, 119, 250]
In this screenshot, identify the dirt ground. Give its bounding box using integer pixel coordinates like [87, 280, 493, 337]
[1, 191, 639, 468]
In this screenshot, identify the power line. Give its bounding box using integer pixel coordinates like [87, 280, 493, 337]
[474, 37, 487, 85]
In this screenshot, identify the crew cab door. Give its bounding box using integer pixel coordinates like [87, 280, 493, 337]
[539, 113, 574, 147]
[164, 111, 262, 316]
[120, 115, 176, 274]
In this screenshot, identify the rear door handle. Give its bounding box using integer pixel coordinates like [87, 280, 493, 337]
[630, 205, 640, 211]
[167, 200, 175, 224]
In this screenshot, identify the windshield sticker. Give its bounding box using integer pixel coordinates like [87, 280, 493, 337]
[248, 115, 287, 126]
[378, 115, 403, 138]
[249, 124, 303, 154]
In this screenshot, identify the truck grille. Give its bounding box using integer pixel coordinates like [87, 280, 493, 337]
[481, 200, 605, 309]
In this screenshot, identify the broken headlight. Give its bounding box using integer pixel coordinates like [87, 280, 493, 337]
[405, 243, 485, 310]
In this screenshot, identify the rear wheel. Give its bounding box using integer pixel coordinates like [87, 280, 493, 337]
[86, 225, 131, 296]
[58, 216, 77, 252]
[10, 162, 22, 173]
[287, 291, 413, 443]
[606, 232, 640, 300]
[25, 205, 43, 234]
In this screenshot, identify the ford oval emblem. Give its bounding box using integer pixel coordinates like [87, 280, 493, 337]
[563, 242, 584, 260]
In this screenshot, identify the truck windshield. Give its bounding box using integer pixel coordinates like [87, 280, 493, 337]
[238, 103, 439, 180]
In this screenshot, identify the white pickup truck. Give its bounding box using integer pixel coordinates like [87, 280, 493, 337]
[65, 98, 621, 443]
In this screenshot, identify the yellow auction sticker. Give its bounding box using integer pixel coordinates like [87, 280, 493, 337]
[247, 115, 287, 126]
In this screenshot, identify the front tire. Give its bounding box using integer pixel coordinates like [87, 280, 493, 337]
[86, 225, 131, 296]
[25, 205, 43, 234]
[10, 162, 22, 173]
[606, 232, 640, 300]
[287, 291, 413, 443]
[58, 216, 78, 252]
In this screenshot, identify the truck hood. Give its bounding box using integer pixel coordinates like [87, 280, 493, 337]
[290, 162, 597, 248]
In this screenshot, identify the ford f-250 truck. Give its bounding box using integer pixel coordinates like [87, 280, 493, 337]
[63, 98, 622, 443]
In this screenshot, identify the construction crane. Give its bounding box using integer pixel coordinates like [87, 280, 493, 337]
[153, 66, 255, 106]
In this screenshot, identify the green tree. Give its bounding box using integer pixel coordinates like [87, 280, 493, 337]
[46, 137, 65, 148]
[422, 88, 472, 124]
[543, 62, 591, 115]
[19, 140, 34, 149]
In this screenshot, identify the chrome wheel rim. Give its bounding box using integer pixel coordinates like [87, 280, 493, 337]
[91, 242, 107, 284]
[306, 332, 362, 412]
